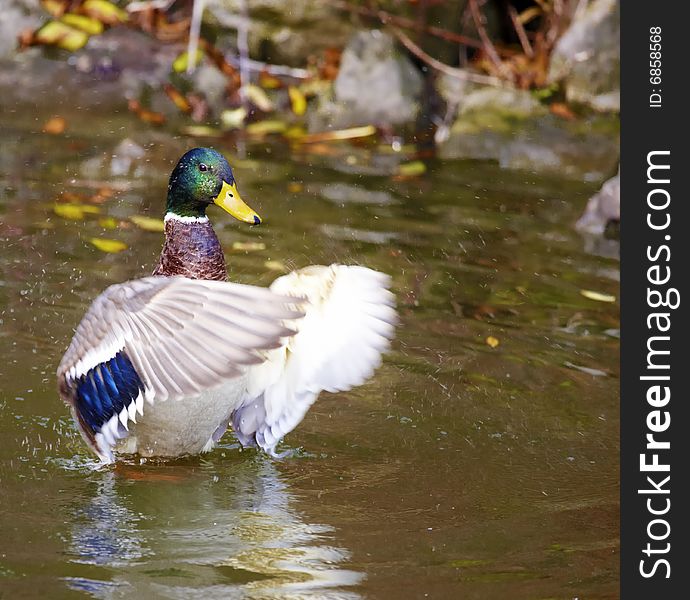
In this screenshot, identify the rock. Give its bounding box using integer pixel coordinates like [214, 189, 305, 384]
[438, 83, 619, 181]
[548, 0, 620, 112]
[576, 171, 620, 235]
[1, 1, 42, 59]
[310, 30, 423, 130]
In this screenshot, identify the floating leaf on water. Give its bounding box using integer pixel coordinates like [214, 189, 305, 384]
[43, 116, 67, 134]
[128, 99, 165, 125]
[34, 21, 89, 51]
[264, 259, 287, 272]
[232, 241, 266, 252]
[288, 86, 307, 116]
[163, 84, 191, 113]
[298, 125, 377, 144]
[580, 289, 616, 303]
[245, 84, 274, 112]
[284, 125, 307, 140]
[60, 13, 104, 35]
[397, 161, 427, 177]
[172, 48, 204, 73]
[53, 203, 101, 219]
[98, 216, 118, 229]
[181, 125, 223, 137]
[89, 237, 128, 253]
[287, 182, 303, 193]
[220, 107, 247, 130]
[486, 336, 500, 348]
[130, 215, 165, 232]
[246, 120, 288, 136]
[81, 0, 128, 25]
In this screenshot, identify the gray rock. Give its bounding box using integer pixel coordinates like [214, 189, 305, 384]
[576, 171, 620, 234]
[1, 1, 41, 59]
[548, 0, 620, 112]
[310, 30, 423, 130]
[438, 83, 619, 180]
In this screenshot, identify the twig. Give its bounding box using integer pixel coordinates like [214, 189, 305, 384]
[468, 0, 505, 73]
[391, 27, 507, 88]
[186, 0, 205, 75]
[508, 5, 534, 58]
[327, 0, 509, 55]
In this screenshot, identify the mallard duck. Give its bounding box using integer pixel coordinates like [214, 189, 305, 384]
[58, 148, 396, 463]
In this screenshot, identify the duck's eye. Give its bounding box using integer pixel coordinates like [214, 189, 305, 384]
[199, 163, 208, 172]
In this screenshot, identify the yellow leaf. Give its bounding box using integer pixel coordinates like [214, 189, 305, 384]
[60, 13, 104, 35]
[486, 336, 500, 348]
[297, 125, 376, 144]
[89, 237, 128, 253]
[246, 120, 288, 136]
[81, 0, 128, 25]
[220, 107, 248, 130]
[264, 259, 287, 272]
[245, 84, 274, 112]
[580, 290, 616, 303]
[181, 125, 223, 138]
[53, 203, 101, 219]
[130, 215, 165, 232]
[287, 182, 303, 193]
[397, 161, 427, 177]
[35, 21, 89, 52]
[42, 0, 67, 17]
[98, 216, 118, 229]
[232, 241, 266, 251]
[173, 49, 204, 73]
[288, 86, 307, 116]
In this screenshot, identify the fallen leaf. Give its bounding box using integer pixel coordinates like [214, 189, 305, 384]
[287, 182, 303, 193]
[245, 84, 274, 112]
[232, 241, 266, 251]
[33, 20, 89, 51]
[580, 290, 616, 303]
[43, 116, 67, 134]
[89, 237, 128, 253]
[397, 161, 427, 177]
[298, 125, 376, 144]
[54, 203, 101, 219]
[42, 0, 67, 17]
[128, 99, 165, 125]
[172, 48, 204, 73]
[130, 215, 165, 232]
[181, 125, 223, 137]
[288, 86, 307, 116]
[163, 84, 191, 113]
[60, 13, 104, 35]
[220, 107, 247, 130]
[80, 0, 128, 25]
[486, 336, 500, 348]
[98, 216, 118, 229]
[550, 102, 576, 120]
[246, 120, 288, 136]
[258, 71, 283, 89]
[264, 259, 287, 272]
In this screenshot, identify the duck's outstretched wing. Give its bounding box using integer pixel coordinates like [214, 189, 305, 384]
[232, 265, 397, 455]
[57, 276, 304, 462]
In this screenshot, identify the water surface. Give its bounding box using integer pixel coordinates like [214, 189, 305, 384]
[0, 102, 619, 598]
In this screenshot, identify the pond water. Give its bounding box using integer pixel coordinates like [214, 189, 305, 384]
[0, 101, 619, 598]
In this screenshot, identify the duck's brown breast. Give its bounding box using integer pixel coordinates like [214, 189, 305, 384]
[153, 218, 227, 281]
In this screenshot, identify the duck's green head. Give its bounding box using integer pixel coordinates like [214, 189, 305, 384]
[166, 147, 261, 223]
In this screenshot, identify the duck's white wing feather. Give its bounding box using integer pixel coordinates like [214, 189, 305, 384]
[233, 265, 397, 455]
[57, 276, 304, 461]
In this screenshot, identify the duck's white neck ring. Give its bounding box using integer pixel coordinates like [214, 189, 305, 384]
[164, 212, 209, 224]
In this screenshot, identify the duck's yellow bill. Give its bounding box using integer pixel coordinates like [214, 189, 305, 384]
[213, 180, 261, 225]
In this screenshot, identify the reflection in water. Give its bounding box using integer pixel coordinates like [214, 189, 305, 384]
[67, 458, 362, 599]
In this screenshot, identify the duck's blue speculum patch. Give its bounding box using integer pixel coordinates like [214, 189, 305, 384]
[75, 352, 144, 434]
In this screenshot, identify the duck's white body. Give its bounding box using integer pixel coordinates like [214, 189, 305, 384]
[59, 265, 396, 462]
